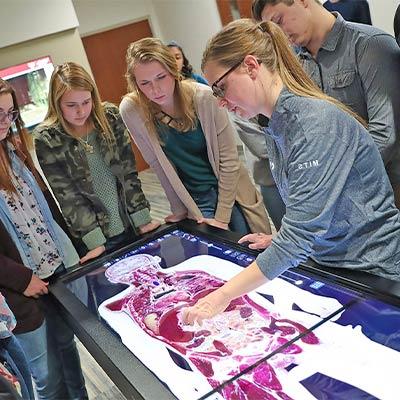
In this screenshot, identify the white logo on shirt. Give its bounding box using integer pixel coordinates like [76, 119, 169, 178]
[270, 161, 275, 170]
[297, 160, 319, 170]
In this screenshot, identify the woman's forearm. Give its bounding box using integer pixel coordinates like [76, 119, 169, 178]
[219, 261, 270, 301]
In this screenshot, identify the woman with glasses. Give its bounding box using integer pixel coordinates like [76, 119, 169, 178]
[0, 78, 88, 399]
[34, 62, 159, 262]
[120, 38, 271, 235]
[182, 19, 400, 325]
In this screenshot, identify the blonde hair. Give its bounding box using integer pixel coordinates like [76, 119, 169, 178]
[125, 37, 197, 136]
[202, 19, 366, 126]
[41, 62, 113, 142]
[0, 78, 44, 193]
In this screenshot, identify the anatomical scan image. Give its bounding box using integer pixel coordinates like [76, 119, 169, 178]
[98, 254, 400, 400]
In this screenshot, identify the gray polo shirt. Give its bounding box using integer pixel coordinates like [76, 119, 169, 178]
[256, 88, 400, 282]
[298, 13, 400, 180]
[230, 114, 275, 187]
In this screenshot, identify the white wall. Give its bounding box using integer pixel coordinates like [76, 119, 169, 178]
[368, 0, 398, 35]
[0, 29, 91, 74]
[1, 0, 90, 76]
[72, 0, 162, 38]
[1, 0, 78, 48]
[151, 0, 222, 73]
[73, 0, 222, 73]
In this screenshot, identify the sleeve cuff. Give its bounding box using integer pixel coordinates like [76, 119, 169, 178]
[82, 227, 107, 250]
[214, 205, 232, 224]
[255, 245, 288, 281]
[129, 208, 152, 228]
[18, 269, 34, 293]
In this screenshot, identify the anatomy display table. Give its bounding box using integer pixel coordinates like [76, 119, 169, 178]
[49, 221, 400, 400]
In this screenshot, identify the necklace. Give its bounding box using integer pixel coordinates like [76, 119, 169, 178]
[156, 111, 184, 130]
[77, 135, 94, 154]
[73, 122, 94, 154]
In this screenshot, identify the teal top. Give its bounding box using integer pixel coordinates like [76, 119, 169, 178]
[158, 121, 217, 194]
[85, 131, 125, 238]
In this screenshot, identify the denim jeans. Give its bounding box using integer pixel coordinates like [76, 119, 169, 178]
[16, 299, 88, 400]
[259, 184, 286, 231]
[191, 187, 251, 235]
[0, 334, 34, 399]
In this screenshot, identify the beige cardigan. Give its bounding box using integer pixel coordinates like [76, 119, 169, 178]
[120, 84, 271, 234]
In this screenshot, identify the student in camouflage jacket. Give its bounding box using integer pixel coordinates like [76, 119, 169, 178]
[34, 63, 160, 263]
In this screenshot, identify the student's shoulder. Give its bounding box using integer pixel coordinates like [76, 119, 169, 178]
[295, 97, 360, 147]
[102, 101, 119, 114]
[119, 94, 141, 115]
[282, 94, 341, 132]
[193, 81, 211, 93]
[344, 20, 395, 44]
[192, 82, 215, 106]
[102, 102, 124, 125]
[281, 91, 326, 115]
[119, 94, 148, 130]
[344, 22, 400, 63]
[32, 122, 62, 144]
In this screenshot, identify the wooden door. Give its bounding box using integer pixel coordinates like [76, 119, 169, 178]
[82, 20, 152, 171]
[237, 0, 253, 19]
[216, 0, 253, 26]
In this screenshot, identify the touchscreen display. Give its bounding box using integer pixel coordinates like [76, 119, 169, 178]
[66, 229, 400, 400]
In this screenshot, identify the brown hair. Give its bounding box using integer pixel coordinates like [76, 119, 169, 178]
[40, 62, 113, 143]
[252, 0, 321, 21]
[167, 41, 194, 79]
[202, 19, 366, 126]
[125, 37, 197, 136]
[252, 0, 294, 21]
[0, 78, 43, 193]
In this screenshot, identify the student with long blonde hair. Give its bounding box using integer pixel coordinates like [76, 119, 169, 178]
[120, 38, 270, 235]
[182, 19, 400, 325]
[34, 62, 159, 262]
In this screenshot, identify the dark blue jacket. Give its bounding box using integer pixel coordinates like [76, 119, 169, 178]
[324, 0, 372, 25]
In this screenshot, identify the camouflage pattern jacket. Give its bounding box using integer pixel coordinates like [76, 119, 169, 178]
[34, 103, 151, 250]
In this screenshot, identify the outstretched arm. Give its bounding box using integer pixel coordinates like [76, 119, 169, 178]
[181, 261, 269, 325]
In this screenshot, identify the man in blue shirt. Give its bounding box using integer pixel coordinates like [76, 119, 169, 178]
[252, 0, 400, 209]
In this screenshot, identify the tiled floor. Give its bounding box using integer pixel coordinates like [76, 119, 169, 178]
[138, 168, 171, 221]
[78, 341, 125, 400]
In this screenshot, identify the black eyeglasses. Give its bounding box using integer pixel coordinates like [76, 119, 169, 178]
[211, 59, 244, 98]
[0, 110, 19, 123]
